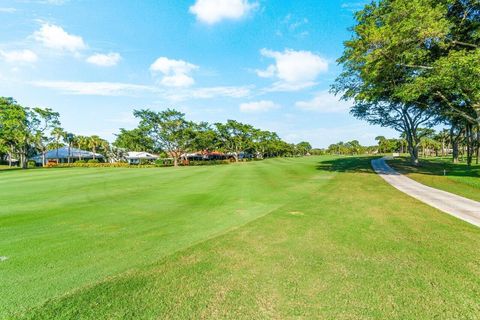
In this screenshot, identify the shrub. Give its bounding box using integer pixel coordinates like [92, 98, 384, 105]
[76, 160, 86, 164]
[139, 159, 155, 165]
[87, 159, 100, 164]
[27, 160, 37, 168]
[46, 162, 131, 168]
[155, 159, 174, 167]
[187, 160, 230, 166]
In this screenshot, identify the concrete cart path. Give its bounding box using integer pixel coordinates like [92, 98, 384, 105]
[371, 157, 480, 228]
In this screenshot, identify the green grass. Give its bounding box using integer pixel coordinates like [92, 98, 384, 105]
[0, 165, 16, 170]
[388, 157, 480, 202]
[2, 156, 480, 319]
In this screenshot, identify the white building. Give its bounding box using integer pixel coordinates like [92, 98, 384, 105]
[125, 152, 159, 164]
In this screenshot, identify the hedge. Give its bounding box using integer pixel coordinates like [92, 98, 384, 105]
[45, 159, 250, 168]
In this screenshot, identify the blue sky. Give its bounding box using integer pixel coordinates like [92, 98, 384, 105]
[0, 0, 397, 147]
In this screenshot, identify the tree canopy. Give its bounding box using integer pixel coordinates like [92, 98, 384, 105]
[334, 0, 480, 165]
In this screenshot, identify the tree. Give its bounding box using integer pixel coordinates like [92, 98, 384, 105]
[134, 109, 195, 167]
[87, 135, 109, 160]
[296, 141, 312, 156]
[113, 128, 155, 152]
[64, 132, 75, 163]
[214, 120, 254, 162]
[434, 129, 450, 157]
[73, 135, 89, 160]
[338, 0, 479, 165]
[30, 108, 61, 166]
[345, 140, 364, 155]
[332, 0, 450, 165]
[190, 122, 218, 152]
[0, 98, 27, 167]
[51, 127, 66, 161]
[0, 99, 61, 168]
[252, 130, 281, 158]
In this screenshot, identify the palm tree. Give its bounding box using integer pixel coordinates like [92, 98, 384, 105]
[435, 129, 450, 157]
[51, 127, 66, 162]
[63, 132, 75, 163]
[73, 135, 88, 160]
[88, 135, 102, 160]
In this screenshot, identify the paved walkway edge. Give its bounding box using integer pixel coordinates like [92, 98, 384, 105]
[371, 157, 480, 228]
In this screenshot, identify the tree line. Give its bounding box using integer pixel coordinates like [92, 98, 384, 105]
[114, 109, 312, 166]
[0, 98, 313, 168]
[320, 128, 477, 160]
[334, 0, 480, 166]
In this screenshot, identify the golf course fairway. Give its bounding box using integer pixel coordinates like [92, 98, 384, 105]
[1, 156, 479, 319]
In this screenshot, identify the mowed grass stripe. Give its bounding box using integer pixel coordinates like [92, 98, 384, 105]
[17, 157, 480, 319]
[1, 157, 329, 317]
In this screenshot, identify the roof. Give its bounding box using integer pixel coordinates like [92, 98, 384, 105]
[125, 152, 159, 159]
[31, 147, 103, 161]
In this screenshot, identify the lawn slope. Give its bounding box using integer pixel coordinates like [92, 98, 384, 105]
[9, 157, 480, 319]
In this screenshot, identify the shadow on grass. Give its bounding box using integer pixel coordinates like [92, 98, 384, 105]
[316, 156, 377, 174]
[0, 167, 25, 173]
[388, 157, 480, 178]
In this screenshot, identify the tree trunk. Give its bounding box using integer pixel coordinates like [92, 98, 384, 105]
[466, 123, 474, 166]
[453, 141, 459, 163]
[404, 128, 420, 166]
[173, 157, 178, 167]
[21, 149, 27, 169]
[409, 145, 419, 166]
[450, 124, 461, 164]
[476, 130, 480, 165]
[8, 145, 13, 167]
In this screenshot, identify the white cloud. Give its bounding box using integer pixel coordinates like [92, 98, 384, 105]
[31, 81, 157, 96]
[268, 82, 316, 92]
[165, 85, 252, 101]
[189, 0, 258, 24]
[257, 48, 328, 91]
[161, 74, 195, 87]
[86, 52, 121, 67]
[240, 100, 280, 113]
[150, 57, 198, 87]
[295, 91, 351, 113]
[29, 79, 251, 100]
[33, 23, 86, 52]
[0, 49, 38, 63]
[0, 8, 16, 13]
[256, 65, 276, 78]
[150, 57, 197, 75]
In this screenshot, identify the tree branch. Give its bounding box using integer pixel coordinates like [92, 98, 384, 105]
[435, 91, 477, 124]
[451, 40, 479, 49]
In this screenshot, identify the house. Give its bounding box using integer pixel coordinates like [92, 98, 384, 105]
[180, 151, 229, 161]
[3, 154, 19, 166]
[125, 151, 159, 164]
[30, 147, 104, 165]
